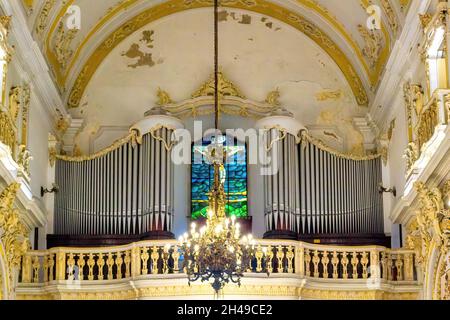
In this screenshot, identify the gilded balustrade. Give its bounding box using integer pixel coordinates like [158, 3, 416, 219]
[18, 240, 417, 284]
[404, 88, 450, 173]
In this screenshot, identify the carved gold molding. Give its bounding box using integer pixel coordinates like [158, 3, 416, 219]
[55, 129, 142, 162]
[66, 0, 368, 109]
[16, 283, 419, 300]
[191, 70, 245, 99]
[35, 0, 56, 36]
[0, 183, 30, 300]
[406, 180, 450, 300]
[151, 71, 281, 119]
[299, 130, 381, 161]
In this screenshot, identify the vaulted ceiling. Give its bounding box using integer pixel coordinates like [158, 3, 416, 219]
[19, 0, 412, 153]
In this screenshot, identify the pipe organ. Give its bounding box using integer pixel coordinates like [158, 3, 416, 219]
[50, 114, 387, 247]
[259, 117, 386, 245]
[52, 118, 181, 246]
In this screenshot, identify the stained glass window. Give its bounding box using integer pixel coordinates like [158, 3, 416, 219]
[191, 137, 248, 219]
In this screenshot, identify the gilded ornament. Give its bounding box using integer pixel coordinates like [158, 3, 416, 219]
[0, 183, 30, 299]
[265, 88, 280, 106]
[419, 14, 433, 29]
[298, 130, 381, 161]
[55, 129, 142, 162]
[53, 21, 79, 70]
[191, 70, 245, 99]
[8, 87, 21, 123]
[380, 0, 398, 35]
[156, 88, 173, 106]
[358, 24, 383, 69]
[17, 145, 32, 177]
[35, 0, 56, 35]
[403, 142, 419, 173]
[315, 90, 343, 102]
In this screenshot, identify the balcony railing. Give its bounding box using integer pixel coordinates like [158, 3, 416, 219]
[19, 240, 417, 284]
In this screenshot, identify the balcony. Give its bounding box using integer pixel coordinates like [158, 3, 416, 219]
[17, 240, 421, 300]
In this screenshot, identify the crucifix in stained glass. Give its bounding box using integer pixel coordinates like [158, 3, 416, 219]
[191, 136, 248, 219]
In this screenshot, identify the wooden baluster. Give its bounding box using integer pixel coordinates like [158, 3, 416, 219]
[331, 251, 339, 279]
[286, 246, 294, 274]
[43, 256, 49, 282]
[67, 253, 75, 280]
[370, 250, 380, 281]
[404, 253, 414, 281]
[32, 256, 40, 283]
[48, 254, 55, 281]
[21, 254, 32, 283]
[131, 246, 141, 277]
[304, 249, 311, 277]
[387, 253, 393, 281]
[361, 252, 369, 279]
[312, 250, 320, 278]
[395, 254, 404, 281]
[124, 251, 131, 278]
[381, 252, 388, 280]
[276, 245, 284, 273]
[321, 251, 329, 278]
[77, 254, 86, 281]
[141, 247, 150, 275]
[87, 253, 95, 280]
[255, 245, 263, 272]
[351, 252, 359, 279]
[150, 246, 158, 274]
[341, 252, 349, 279]
[266, 245, 274, 274]
[295, 246, 304, 276]
[172, 246, 180, 273]
[162, 246, 169, 274]
[116, 252, 124, 279]
[97, 253, 105, 280]
[55, 251, 66, 281]
[106, 252, 114, 280]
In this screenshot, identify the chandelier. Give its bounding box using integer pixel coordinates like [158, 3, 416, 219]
[179, 156, 256, 293]
[178, 0, 256, 295]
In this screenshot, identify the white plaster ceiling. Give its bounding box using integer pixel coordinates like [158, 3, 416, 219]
[20, 0, 413, 153]
[69, 8, 369, 154]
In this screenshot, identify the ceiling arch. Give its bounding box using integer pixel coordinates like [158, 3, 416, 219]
[63, 0, 373, 109]
[25, 0, 407, 110]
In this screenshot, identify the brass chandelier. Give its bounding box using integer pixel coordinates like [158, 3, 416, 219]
[178, 0, 256, 294]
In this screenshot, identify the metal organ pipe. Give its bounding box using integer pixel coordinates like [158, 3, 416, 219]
[259, 120, 385, 240]
[54, 125, 179, 237]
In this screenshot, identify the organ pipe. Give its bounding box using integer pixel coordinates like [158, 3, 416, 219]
[262, 126, 385, 239]
[54, 126, 178, 236]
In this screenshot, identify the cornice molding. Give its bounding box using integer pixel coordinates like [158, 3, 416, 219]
[369, 0, 432, 132]
[390, 126, 450, 225]
[0, 142, 46, 229]
[0, 0, 68, 132]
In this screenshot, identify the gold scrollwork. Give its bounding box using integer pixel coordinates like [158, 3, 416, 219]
[406, 180, 450, 300]
[0, 183, 30, 299]
[262, 125, 287, 152]
[56, 129, 142, 162]
[147, 124, 177, 151]
[298, 130, 381, 161]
